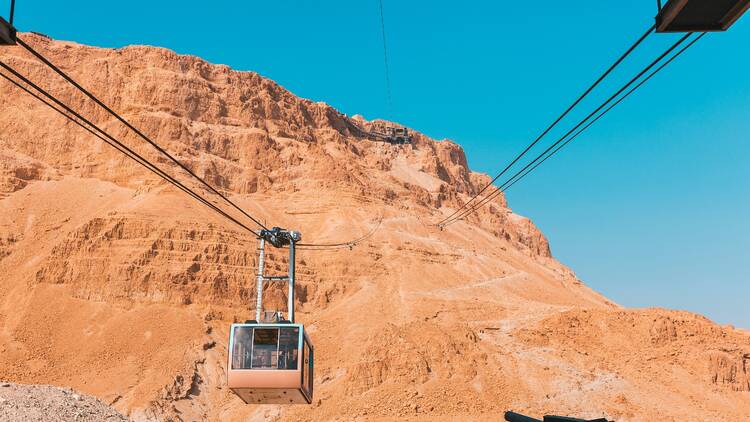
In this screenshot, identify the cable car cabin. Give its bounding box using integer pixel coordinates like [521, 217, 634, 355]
[370, 122, 412, 144]
[656, 0, 750, 32]
[228, 323, 314, 404]
[387, 126, 411, 144]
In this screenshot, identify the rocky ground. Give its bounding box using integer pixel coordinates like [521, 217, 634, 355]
[0, 381, 129, 422]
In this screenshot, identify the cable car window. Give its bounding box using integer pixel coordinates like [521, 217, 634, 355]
[252, 328, 279, 369]
[231, 326, 254, 370]
[278, 327, 300, 370]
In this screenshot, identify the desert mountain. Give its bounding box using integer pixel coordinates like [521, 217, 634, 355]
[0, 34, 748, 421]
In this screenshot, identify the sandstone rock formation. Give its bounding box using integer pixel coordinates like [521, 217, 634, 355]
[0, 34, 748, 421]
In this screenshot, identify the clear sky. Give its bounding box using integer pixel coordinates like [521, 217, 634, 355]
[6, 1, 748, 328]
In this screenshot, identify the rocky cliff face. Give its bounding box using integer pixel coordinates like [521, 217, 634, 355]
[0, 34, 748, 421]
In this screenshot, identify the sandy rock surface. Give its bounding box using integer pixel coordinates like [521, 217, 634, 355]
[0, 34, 748, 421]
[0, 382, 129, 422]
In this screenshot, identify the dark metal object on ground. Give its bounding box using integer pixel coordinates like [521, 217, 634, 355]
[505, 411, 542, 422]
[504, 411, 611, 422]
[656, 0, 750, 32]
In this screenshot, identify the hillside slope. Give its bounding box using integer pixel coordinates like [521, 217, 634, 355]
[0, 34, 748, 421]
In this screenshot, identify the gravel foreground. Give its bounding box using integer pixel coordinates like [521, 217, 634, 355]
[0, 382, 129, 422]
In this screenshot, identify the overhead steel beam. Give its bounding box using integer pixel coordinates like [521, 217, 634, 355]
[656, 0, 750, 32]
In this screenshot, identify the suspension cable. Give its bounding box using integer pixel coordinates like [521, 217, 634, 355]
[15, 35, 269, 232]
[1, 59, 379, 249]
[1, 55, 380, 250]
[501, 33, 707, 195]
[297, 214, 383, 249]
[436, 23, 655, 227]
[0, 61, 262, 237]
[442, 32, 693, 227]
[441, 32, 699, 227]
[378, 0, 393, 113]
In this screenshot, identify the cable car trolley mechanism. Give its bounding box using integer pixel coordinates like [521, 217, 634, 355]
[227, 227, 314, 405]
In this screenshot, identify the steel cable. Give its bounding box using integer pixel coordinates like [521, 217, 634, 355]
[501, 33, 707, 194]
[378, 0, 393, 113]
[441, 32, 701, 227]
[15, 36, 269, 232]
[297, 214, 383, 250]
[436, 24, 656, 226]
[0, 62, 262, 237]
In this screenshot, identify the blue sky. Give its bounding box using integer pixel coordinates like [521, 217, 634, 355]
[7, 1, 749, 328]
